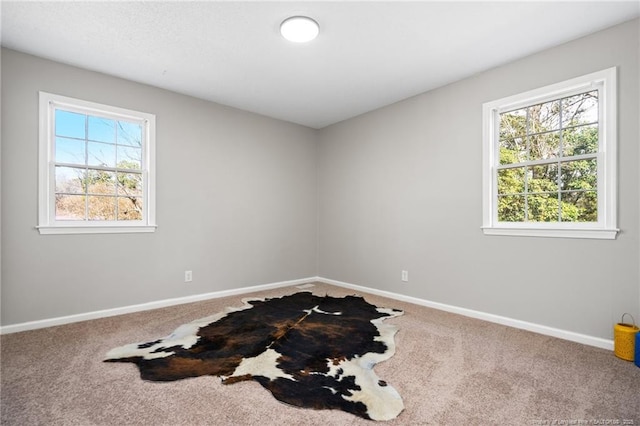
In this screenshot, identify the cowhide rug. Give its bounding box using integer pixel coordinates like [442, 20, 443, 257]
[105, 291, 404, 421]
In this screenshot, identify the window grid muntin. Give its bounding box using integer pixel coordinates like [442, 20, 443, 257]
[496, 88, 599, 224]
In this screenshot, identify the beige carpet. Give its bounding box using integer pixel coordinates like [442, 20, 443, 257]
[2, 282, 639, 425]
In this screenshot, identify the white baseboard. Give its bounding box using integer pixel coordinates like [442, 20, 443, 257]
[316, 276, 614, 351]
[0, 277, 316, 335]
[1, 275, 615, 351]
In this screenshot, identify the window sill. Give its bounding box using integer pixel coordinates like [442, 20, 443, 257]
[37, 225, 157, 235]
[481, 227, 619, 240]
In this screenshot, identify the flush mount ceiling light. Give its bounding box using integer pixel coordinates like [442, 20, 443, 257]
[280, 16, 319, 43]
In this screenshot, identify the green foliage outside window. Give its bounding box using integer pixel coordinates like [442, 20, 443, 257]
[497, 91, 598, 223]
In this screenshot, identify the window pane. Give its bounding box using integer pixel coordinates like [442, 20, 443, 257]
[561, 191, 597, 222]
[117, 145, 142, 169]
[86, 170, 116, 195]
[117, 172, 143, 196]
[529, 131, 560, 161]
[499, 108, 526, 140]
[55, 194, 86, 220]
[528, 163, 558, 193]
[87, 141, 116, 167]
[562, 91, 598, 127]
[527, 193, 559, 222]
[88, 116, 116, 143]
[498, 167, 524, 194]
[117, 121, 142, 147]
[55, 166, 85, 194]
[55, 110, 86, 139]
[55, 137, 86, 165]
[560, 159, 597, 191]
[499, 137, 526, 164]
[562, 124, 598, 156]
[88, 196, 116, 220]
[528, 100, 560, 133]
[118, 197, 143, 220]
[498, 195, 525, 222]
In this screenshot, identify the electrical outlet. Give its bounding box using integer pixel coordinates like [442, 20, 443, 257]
[401, 270, 408, 282]
[184, 270, 193, 282]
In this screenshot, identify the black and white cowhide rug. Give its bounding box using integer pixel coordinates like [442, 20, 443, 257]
[105, 291, 404, 421]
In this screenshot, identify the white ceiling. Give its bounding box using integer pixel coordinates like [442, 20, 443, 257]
[2, 1, 638, 129]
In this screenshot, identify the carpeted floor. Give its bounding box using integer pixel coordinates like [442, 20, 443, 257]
[2, 282, 639, 425]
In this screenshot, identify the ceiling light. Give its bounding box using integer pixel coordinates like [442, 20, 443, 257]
[280, 16, 319, 43]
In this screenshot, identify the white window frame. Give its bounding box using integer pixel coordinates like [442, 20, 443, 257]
[38, 92, 157, 234]
[482, 67, 618, 239]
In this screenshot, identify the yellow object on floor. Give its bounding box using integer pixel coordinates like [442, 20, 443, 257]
[614, 313, 639, 361]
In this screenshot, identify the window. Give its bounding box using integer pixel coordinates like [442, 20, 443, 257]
[482, 68, 617, 239]
[38, 92, 156, 234]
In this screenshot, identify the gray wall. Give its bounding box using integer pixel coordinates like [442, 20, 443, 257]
[2, 19, 639, 342]
[318, 19, 639, 340]
[1, 48, 319, 325]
